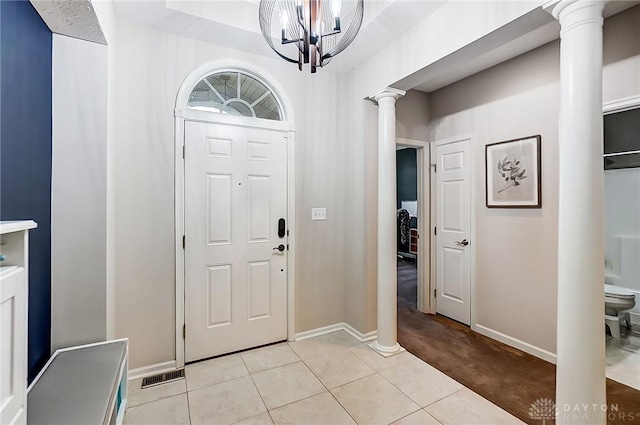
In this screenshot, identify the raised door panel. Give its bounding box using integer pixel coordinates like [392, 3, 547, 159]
[206, 265, 232, 328]
[248, 261, 271, 320]
[442, 181, 464, 233]
[441, 247, 464, 302]
[206, 174, 233, 245]
[247, 176, 271, 243]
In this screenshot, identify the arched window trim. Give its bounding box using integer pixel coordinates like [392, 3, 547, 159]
[189, 70, 282, 120]
[178, 66, 290, 126]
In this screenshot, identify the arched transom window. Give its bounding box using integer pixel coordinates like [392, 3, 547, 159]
[188, 71, 283, 121]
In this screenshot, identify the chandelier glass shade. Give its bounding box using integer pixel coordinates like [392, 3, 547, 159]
[259, 0, 364, 73]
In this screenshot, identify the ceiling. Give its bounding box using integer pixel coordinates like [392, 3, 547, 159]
[112, 0, 447, 74]
[396, 0, 640, 93]
[30, 0, 106, 44]
[112, 0, 639, 93]
[32, 0, 640, 94]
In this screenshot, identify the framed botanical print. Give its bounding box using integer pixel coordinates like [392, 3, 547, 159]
[485, 135, 541, 208]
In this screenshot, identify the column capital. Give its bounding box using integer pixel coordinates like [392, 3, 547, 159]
[369, 87, 406, 104]
[544, 0, 605, 31]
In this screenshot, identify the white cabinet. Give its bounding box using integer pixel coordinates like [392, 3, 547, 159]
[0, 221, 37, 425]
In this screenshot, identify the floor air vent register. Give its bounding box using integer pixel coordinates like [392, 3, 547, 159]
[141, 369, 185, 388]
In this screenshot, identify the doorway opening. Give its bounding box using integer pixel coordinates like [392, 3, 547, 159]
[395, 138, 431, 317]
[603, 100, 640, 390]
[396, 146, 419, 310]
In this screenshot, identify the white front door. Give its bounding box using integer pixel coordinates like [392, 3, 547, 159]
[184, 120, 288, 362]
[435, 139, 471, 325]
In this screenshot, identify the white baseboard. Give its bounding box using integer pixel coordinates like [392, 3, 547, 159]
[294, 323, 345, 341]
[130, 323, 376, 380]
[342, 322, 377, 342]
[294, 322, 377, 343]
[128, 360, 177, 381]
[473, 324, 557, 364]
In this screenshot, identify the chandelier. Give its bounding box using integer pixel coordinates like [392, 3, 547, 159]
[259, 0, 364, 73]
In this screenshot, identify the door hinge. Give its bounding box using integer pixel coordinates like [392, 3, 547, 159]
[431, 163, 437, 172]
[286, 244, 289, 251]
[183, 324, 186, 339]
[182, 145, 185, 159]
[182, 235, 185, 249]
[434, 289, 437, 298]
[434, 227, 437, 236]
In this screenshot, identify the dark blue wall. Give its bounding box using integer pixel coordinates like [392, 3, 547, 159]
[0, 0, 52, 382]
[396, 148, 417, 209]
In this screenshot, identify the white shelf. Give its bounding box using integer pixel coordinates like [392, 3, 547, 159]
[0, 221, 37, 235]
[0, 266, 20, 278]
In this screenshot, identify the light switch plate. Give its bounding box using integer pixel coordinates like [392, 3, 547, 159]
[311, 208, 327, 221]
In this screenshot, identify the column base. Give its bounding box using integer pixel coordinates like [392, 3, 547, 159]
[368, 341, 405, 357]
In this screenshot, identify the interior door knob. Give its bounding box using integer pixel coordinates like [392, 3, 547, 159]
[273, 244, 285, 252]
[455, 239, 469, 246]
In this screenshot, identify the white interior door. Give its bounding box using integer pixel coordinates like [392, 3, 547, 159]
[435, 139, 471, 325]
[184, 120, 288, 362]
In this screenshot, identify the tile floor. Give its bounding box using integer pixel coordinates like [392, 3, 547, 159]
[124, 331, 524, 425]
[606, 323, 640, 391]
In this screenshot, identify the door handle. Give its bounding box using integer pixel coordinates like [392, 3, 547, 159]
[455, 239, 469, 246]
[273, 244, 285, 252]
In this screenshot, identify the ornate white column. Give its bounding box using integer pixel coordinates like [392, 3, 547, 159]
[547, 1, 607, 423]
[369, 87, 405, 357]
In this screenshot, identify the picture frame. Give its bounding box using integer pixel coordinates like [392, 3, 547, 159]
[485, 135, 541, 208]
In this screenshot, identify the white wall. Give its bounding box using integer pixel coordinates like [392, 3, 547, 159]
[109, 20, 348, 368]
[347, 89, 431, 334]
[421, 4, 640, 356]
[603, 5, 640, 104]
[397, 90, 430, 142]
[428, 41, 561, 355]
[93, 0, 119, 343]
[343, 1, 545, 334]
[51, 1, 640, 370]
[341, 1, 546, 99]
[106, 0, 553, 369]
[51, 34, 108, 350]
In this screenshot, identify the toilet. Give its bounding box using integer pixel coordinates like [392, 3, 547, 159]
[605, 283, 636, 338]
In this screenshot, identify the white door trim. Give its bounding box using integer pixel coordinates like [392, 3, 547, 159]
[286, 132, 296, 343]
[430, 135, 476, 327]
[396, 138, 430, 314]
[175, 115, 186, 368]
[174, 62, 296, 368]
